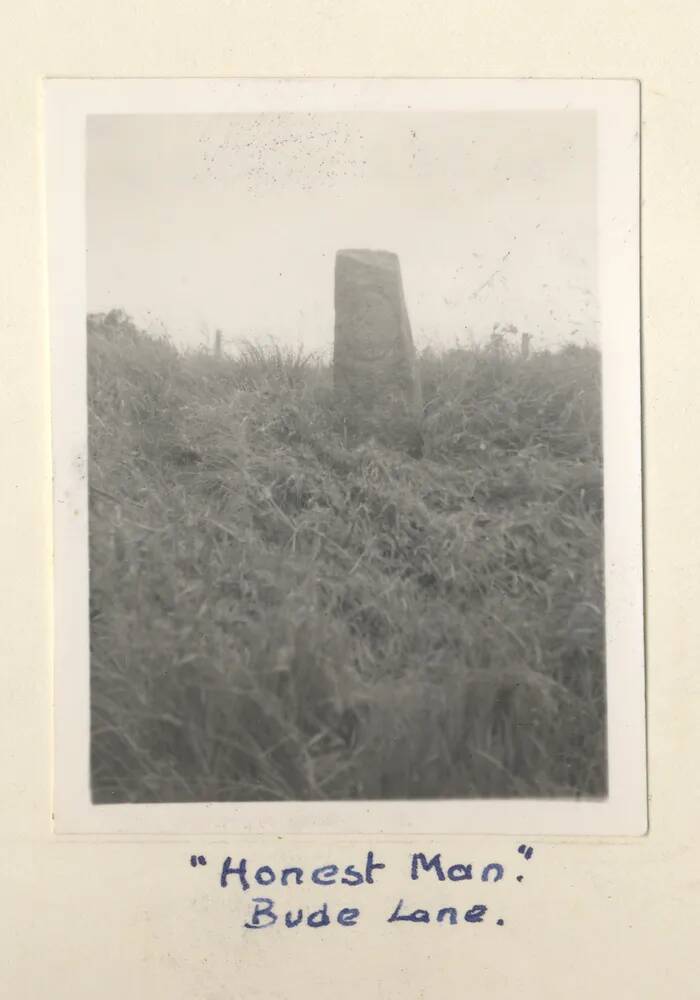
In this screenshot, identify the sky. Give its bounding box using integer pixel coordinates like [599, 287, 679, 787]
[87, 111, 598, 356]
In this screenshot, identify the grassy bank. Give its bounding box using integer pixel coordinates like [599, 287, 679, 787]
[88, 310, 606, 802]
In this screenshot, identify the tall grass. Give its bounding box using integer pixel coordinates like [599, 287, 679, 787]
[88, 310, 606, 802]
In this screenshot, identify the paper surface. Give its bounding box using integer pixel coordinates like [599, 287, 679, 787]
[1, 3, 698, 997]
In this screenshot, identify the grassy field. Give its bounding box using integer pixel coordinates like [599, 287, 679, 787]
[88, 310, 606, 803]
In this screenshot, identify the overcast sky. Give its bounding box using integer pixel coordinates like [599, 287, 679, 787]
[87, 111, 598, 355]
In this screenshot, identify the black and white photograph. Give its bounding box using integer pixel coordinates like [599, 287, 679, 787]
[47, 80, 645, 833]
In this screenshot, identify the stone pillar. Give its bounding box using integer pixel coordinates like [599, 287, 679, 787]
[333, 249, 423, 454]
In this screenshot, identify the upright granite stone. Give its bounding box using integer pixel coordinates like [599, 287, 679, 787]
[333, 249, 423, 454]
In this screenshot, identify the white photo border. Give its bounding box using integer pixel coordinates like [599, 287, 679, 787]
[45, 78, 645, 835]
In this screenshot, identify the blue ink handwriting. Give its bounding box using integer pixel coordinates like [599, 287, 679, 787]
[186, 844, 536, 931]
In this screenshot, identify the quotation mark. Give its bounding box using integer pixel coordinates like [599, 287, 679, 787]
[516, 844, 534, 882]
[190, 854, 207, 867]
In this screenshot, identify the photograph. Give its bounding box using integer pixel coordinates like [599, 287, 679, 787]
[4, 0, 693, 986]
[46, 79, 644, 831]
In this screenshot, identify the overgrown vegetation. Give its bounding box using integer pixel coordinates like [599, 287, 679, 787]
[88, 310, 606, 803]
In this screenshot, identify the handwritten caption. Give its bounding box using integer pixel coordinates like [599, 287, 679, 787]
[188, 844, 535, 930]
